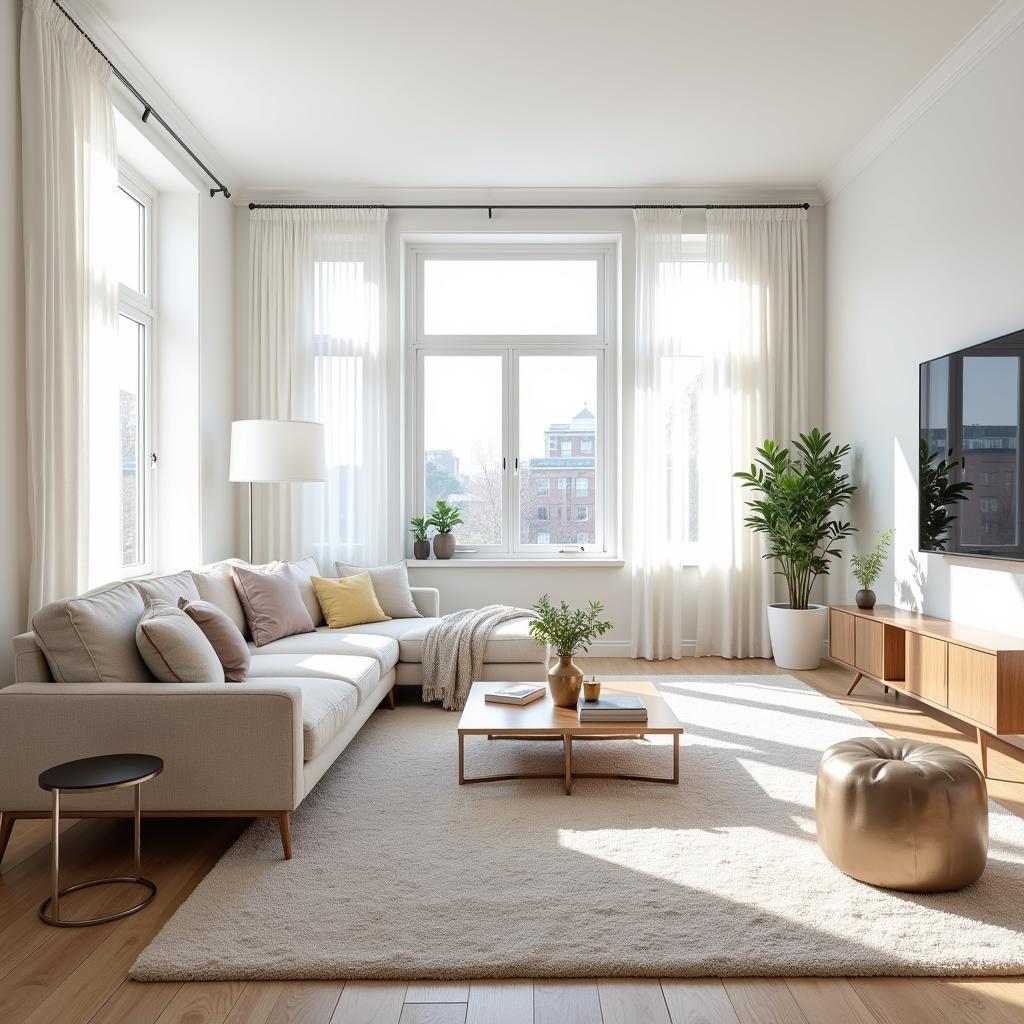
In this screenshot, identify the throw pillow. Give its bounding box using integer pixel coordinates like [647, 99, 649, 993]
[136, 599, 225, 683]
[178, 597, 250, 682]
[232, 563, 316, 647]
[192, 558, 250, 637]
[279, 555, 326, 627]
[334, 560, 422, 619]
[312, 573, 391, 629]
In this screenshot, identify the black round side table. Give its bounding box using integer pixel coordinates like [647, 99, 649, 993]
[38, 753, 163, 927]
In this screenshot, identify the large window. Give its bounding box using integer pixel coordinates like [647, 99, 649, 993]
[111, 170, 155, 575]
[409, 243, 616, 556]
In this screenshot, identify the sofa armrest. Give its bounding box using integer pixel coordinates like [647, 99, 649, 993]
[0, 682, 304, 813]
[411, 587, 440, 618]
[12, 632, 52, 685]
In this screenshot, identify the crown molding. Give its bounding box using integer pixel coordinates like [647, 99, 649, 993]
[235, 184, 824, 208]
[58, 0, 237, 193]
[820, 0, 1024, 202]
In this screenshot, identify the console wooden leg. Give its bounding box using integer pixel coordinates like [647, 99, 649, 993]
[883, 685, 889, 694]
[0, 812, 16, 869]
[276, 812, 292, 860]
[846, 672, 864, 697]
[977, 728, 989, 777]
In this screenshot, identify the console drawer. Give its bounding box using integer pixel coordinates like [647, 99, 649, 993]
[829, 609, 855, 665]
[854, 618, 884, 679]
[906, 633, 947, 706]
[947, 644, 997, 728]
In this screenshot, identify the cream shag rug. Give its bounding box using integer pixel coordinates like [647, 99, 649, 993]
[132, 675, 1024, 980]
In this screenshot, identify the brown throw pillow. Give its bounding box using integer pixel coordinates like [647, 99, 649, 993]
[136, 599, 225, 684]
[178, 597, 251, 682]
[231, 563, 316, 647]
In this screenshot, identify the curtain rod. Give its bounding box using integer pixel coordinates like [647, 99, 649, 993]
[52, 1, 231, 199]
[248, 202, 811, 217]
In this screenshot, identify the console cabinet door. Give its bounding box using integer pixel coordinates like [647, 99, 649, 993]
[854, 618, 884, 679]
[947, 644, 997, 728]
[829, 609, 855, 666]
[906, 633, 948, 706]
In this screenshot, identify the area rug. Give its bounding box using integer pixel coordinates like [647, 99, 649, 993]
[131, 675, 1024, 980]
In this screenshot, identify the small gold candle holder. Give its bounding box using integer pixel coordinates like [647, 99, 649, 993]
[583, 679, 602, 702]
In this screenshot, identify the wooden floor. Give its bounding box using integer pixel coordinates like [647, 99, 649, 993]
[3, 656, 1024, 1024]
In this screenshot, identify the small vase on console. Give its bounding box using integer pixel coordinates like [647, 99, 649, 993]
[855, 589, 876, 609]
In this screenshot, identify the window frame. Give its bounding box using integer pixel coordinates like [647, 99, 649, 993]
[406, 239, 618, 560]
[115, 164, 157, 579]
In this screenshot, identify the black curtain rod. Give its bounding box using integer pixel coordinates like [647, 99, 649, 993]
[52, 1, 231, 199]
[249, 202, 810, 217]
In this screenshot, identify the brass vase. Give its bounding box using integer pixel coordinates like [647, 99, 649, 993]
[548, 654, 584, 708]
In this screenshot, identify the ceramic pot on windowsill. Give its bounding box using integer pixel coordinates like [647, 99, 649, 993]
[413, 540, 430, 560]
[433, 532, 456, 559]
[548, 654, 584, 708]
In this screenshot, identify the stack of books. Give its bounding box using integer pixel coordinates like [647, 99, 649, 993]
[484, 684, 546, 706]
[578, 693, 648, 722]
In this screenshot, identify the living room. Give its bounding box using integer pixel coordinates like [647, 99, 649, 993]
[2, 1, 1024, 1022]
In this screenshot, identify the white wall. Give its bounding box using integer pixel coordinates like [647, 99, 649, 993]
[0, 0, 28, 676]
[825, 22, 1024, 635]
[235, 202, 825, 654]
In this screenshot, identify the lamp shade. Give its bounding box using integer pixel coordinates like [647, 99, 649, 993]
[229, 419, 328, 483]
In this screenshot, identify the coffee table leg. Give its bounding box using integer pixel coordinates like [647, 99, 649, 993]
[563, 733, 572, 796]
[673, 733, 680, 784]
[458, 732, 465, 784]
[50, 788, 60, 924]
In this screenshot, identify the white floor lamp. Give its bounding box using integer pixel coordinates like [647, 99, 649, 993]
[229, 419, 328, 563]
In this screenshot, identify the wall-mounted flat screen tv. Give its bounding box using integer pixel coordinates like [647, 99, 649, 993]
[920, 328, 1024, 559]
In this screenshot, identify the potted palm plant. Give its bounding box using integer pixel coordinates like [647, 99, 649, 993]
[919, 440, 973, 551]
[528, 595, 613, 708]
[409, 516, 431, 560]
[850, 528, 893, 608]
[735, 428, 856, 669]
[426, 499, 464, 559]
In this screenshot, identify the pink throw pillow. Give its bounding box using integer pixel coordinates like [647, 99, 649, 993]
[177, 597, 251, 682]
[231, 563, 316, 647]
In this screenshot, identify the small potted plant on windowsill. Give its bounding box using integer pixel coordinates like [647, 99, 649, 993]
[426, 499, 464, 560]
[850, 528, 893, 609]
[409, 516, 431, 560]
[528, 595, 613, 708]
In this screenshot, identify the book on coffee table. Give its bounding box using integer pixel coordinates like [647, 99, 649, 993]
[578, 693, 649, 722]
[484, 684, 546, 706]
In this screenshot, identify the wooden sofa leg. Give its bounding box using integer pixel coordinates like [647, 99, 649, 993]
[387, 686, 396, 710]
[276, 812, 292, 860]
[0, 812, 16, 869]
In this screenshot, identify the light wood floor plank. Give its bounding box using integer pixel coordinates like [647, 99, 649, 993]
[405, 982, 470, 1003]
[723, 979, 809, 1024]
[264, 981, 345, 1024]
[533, 980, 603, 1024]
[784, 978, 876, 1024]
[465, 980, 532, 1024]
[87, 980, 182, 1024]
[329, 981, 407, 1024]
[849, 979, 955, 1024]
[661, 979, 740, 1024]
[599, 979, 671, 1024]
[152, 981, 246, 1024]
[223, 983, 288, 1024]
[398, 1004, 467, 1024]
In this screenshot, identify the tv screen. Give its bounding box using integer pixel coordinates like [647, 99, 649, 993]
[920, 328, 1024, 558]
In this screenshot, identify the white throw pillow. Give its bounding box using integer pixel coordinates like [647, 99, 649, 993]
[136, 599, 225, 683]
[334, 560, 422, 619]
[278, 556, 326, 627]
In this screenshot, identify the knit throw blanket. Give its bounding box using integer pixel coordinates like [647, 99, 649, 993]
[421, 605, 537, 711]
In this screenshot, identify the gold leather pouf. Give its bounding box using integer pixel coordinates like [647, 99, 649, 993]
[816, 737, 988, 892]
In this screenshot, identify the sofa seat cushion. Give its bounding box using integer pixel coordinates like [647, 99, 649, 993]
[246, 675, 359, 761]
[248, 627, 399, 673]
[247, 652, 381, 704]
[329, 616, 544, 665]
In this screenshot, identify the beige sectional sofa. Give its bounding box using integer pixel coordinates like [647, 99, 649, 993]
[0, 560, 546, 864]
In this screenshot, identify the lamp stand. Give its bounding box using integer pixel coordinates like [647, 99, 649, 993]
[247, 481, 253, 564]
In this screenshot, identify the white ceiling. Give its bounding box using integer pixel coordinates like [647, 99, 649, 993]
[91, 0, 996, 194]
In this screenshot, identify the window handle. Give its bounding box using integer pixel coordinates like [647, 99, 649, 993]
[150, 452, 158, 466]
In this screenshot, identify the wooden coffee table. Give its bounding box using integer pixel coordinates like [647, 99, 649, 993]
[457, 680, 684, 795]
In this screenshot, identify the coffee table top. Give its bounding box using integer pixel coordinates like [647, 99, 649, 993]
[458, 681, 684, 736]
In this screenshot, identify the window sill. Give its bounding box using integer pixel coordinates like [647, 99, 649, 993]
[405, 557, 625, 569]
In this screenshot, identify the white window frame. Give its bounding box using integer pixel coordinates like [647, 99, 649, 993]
[406, 239, 618, 559]
[116, 165, 156, 578]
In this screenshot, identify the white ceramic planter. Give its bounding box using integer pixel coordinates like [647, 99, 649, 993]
[766, 603, 828, 670]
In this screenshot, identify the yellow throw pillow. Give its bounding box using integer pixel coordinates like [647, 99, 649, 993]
[311, 574, 391, 629]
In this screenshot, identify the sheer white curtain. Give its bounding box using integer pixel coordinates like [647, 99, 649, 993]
[248, 208, 389, 569]
[21, 0, 119, 611]
[695, 209, 808, 657]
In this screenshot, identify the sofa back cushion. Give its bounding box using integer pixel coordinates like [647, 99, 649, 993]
[193, 559, 249, 637]
[32, 581, 153, 682]
[136, 599, 225, 683]
[313, 573, 391, 629]
[178, 597, 250, 682]
[133, 570, 201, 607]
[335, 560, 422, 619]
[232, 563, 316, 647]
[280, 556, 325, 627]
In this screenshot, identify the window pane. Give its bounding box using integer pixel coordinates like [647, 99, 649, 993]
[116, 315, 145, 567]
[116, 187, 144, 293]
[423, 355, 503, 545]
[518, 355, 598, 545]
[424, 260, 597, 335]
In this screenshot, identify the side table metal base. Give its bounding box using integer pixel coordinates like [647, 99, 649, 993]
[39, 875, 157, 927]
